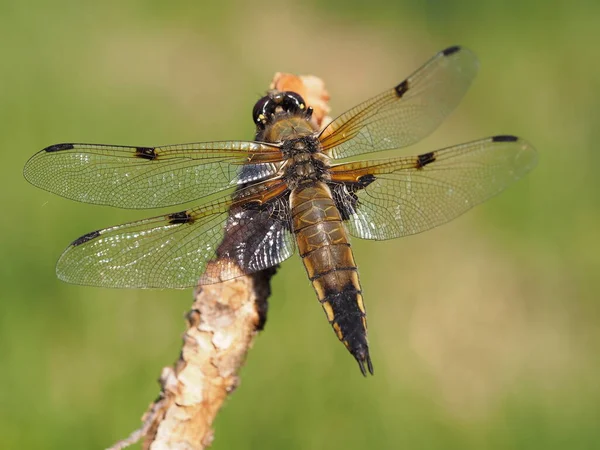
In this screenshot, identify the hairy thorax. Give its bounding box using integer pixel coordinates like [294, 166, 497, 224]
[260, 116, 331, 190]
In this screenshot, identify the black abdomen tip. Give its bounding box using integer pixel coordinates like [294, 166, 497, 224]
[355, 349, 374, 377]
[45, 143, 75, 152]
[442, 45, 461, 56]
[492, 135, 519, 142]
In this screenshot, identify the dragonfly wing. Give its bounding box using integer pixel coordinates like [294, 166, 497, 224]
[57, 181, 295, 288]
[319, 46, 479, 159]
[24, 141, 283, 209]
[329, 136, 537, 240]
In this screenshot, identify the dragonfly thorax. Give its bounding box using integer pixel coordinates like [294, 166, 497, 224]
[281, 136, 330, 188]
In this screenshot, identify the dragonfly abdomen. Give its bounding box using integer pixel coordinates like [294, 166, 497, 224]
[290, 182, 373, 376]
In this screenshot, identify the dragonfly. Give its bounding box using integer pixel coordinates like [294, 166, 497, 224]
[24, 46, 537, 376]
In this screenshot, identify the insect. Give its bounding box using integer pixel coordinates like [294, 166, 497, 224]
[24, 46, 537, 376]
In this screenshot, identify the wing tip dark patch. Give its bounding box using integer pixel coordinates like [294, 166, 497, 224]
[492, 135, 519, 143]
[442, 45, 462, 56]
[71, 230, 101, 247]
[45, 143, 75, 152]
[394, 80, 409, 98]
[168, 211, 195, 225]
[135, 146, 157, 160]
[416, 151, 436, 168]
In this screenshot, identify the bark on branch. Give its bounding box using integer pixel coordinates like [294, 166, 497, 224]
[108, 266, 275, 450]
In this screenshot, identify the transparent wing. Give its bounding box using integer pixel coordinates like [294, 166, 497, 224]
[56, 180, 295, 288]
[24, 141, 283, 209]
[319, 46, 479, 159]
[329, 136, 537, 240]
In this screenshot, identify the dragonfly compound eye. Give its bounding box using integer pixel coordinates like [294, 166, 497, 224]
[252, 96, 276, 128]
[281, 91, 307, 115]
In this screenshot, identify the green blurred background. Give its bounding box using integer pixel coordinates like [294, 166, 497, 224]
[2, 0, 599, 448]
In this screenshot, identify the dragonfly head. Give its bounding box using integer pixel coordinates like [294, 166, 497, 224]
[252, 91, 314, 131]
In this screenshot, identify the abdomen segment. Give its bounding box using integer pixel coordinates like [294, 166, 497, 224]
[291, 182, 373, 376]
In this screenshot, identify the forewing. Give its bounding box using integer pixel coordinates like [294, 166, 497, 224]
[330, 136, 537, 240]
[56, 181, 295, 288]
[319, 46, 479, 159]
[24, 141, 282, 209]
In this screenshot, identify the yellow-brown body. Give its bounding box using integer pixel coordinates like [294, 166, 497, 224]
[256, 113, 373, 375]
[290, 182, 370, 371]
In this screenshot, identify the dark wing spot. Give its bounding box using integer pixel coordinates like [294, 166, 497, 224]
[394, 80, 409, 98]
[442, 45, 461, 56]
[71, 230, 101, 247]
[357, 174, 376, 188]
[492, 135, 518, 142]
[331, 174, 376, 221]
[135, 146, 157, 160]
[167, 211, 194, 224]
[416, 151, 436, 169]
[240, 200, 265, 212]
[45, 143, 75, 152]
